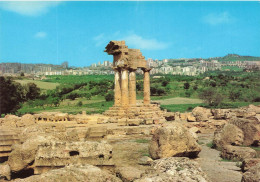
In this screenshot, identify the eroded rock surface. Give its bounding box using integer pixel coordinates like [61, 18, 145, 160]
[116, 166, 144, 182]
[213, 123, 244, 149]
[241, 163, 260, 182]
[220, 145, 257, 161]
[14, 164, 122, 182]
[8, 135, 53, 172]
[34, 140, 114, 174]
[241, 158, 260, 172]
[135, 157, 209, 182]
[192, 107, 212, 122]
[229, 117, 260, 146]
[0, 163, 11, 180]
[149, 123, 201, 159]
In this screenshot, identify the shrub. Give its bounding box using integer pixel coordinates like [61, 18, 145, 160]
[199, 87, 224, 107]
[85, 93, 91, 100]
[76, 101, 83, 107]
[66, 93, 79, 100]
[105, 91, 114, 101]
[184, 82, 190, 89]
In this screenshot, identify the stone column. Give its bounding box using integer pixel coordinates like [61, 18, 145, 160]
[114, 68, 121, 106]
[121, 68, 129, 106]
[143, 68, 151, 105]
[129, 69, 137, 106]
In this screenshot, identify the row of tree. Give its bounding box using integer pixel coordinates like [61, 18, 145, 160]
[0, 77, 40, 116]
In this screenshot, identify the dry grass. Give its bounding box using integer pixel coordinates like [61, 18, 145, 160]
[15, 79, 59, 90]
[155, 97, 203, 105]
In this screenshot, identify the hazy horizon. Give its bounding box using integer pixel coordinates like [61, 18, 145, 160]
[1, 1, 260, 67]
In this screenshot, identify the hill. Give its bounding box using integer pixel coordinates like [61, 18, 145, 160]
[210, 54, 260, 62]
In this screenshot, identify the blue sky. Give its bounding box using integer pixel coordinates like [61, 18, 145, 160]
[0, 1, 260, 67]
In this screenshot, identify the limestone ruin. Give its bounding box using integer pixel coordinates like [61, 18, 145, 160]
[0, 41, 259, 182]
[104, 41, 166, 125]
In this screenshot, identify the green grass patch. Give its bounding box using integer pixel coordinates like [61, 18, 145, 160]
[250, 146, 260, 151]
[14, 79, 60, 90]
[44, 75, 114, 84]
[221, 66, 243, 71]
[206, 141, 214, 148]
[135, 139, 150, 143]
[176, 167, 184, 171]
[84, 101, 113, 113]
[17, 99, 113, 115]
[138, 149, 150, 157]
[197, 141, 204, 145]
[220, 159, 236, 162]
[220, 157, 241, 162]
[161, 102, 260, 113]
[241, 145, 260, 151]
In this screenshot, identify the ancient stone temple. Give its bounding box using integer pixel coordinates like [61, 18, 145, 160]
[104, 41, 166, 125]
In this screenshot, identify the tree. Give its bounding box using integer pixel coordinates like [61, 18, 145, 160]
[67, 93, 79, 100]
[193, 84, 198, 90]
[185, 90, 192, 97]
[25, 83, 40, 100]
[198, 87, 224, 107]
[105, 91, 114, 101]
[157, 87, 166, 96]
[0, 77, 24, 116]
[76, 101, 83, 107]
[229, 89, 241, 101]
[51, 97, 61, 107]
[210, 81, 217, 87]
[184, 82, 190, 90]
[85, 93, 91, 100]
[150, 84, 167, 96]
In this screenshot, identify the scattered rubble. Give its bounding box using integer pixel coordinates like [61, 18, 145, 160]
[241, 158, 260, 172]
[14, 164, 122, 182]
[135, 157, 209, 182]
[241, 163, 260, 182]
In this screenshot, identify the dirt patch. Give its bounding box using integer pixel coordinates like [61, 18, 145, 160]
[156, 97, 203, 105]
[108, 136, 151, 171]
[196, 133, 243, 182]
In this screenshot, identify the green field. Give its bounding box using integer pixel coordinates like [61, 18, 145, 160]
[15, 71, 260, 115]
[44, 75, 114, 84]
[15, 79, 60, 90]
[221, 66, 243, 71]
[161, 102, 260, 113]
[18, 95, 113, 115]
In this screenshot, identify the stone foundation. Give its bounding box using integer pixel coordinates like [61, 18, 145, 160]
[0, 128, 20, 162]
[34, 141, 114, 174]
[104, 103, 166, 126]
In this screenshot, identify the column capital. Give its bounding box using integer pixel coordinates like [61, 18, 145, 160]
[112, 67, 121, 71]
[129, 68, 137, 72]
[141, 68, 152, 72]
[121, 67, 130, 71]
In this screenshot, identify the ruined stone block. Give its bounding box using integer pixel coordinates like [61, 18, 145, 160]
[128, 119, 141, 126]
[34, 141, 114, 174]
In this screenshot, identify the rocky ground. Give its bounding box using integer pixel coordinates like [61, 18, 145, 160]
[196, 133, 242, 182]
[0, 104, 259, 181]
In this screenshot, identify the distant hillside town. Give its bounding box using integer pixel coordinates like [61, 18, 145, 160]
[0, 54, 260, 77]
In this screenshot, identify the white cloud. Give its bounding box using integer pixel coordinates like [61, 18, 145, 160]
[93, 32, 169, 50]
[0, 1, 62, 16]
[203, 12, 234, 25]
[34, 32, 47, 39]
[93, 33, 105, 47]
[122, 34, 169, 50]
